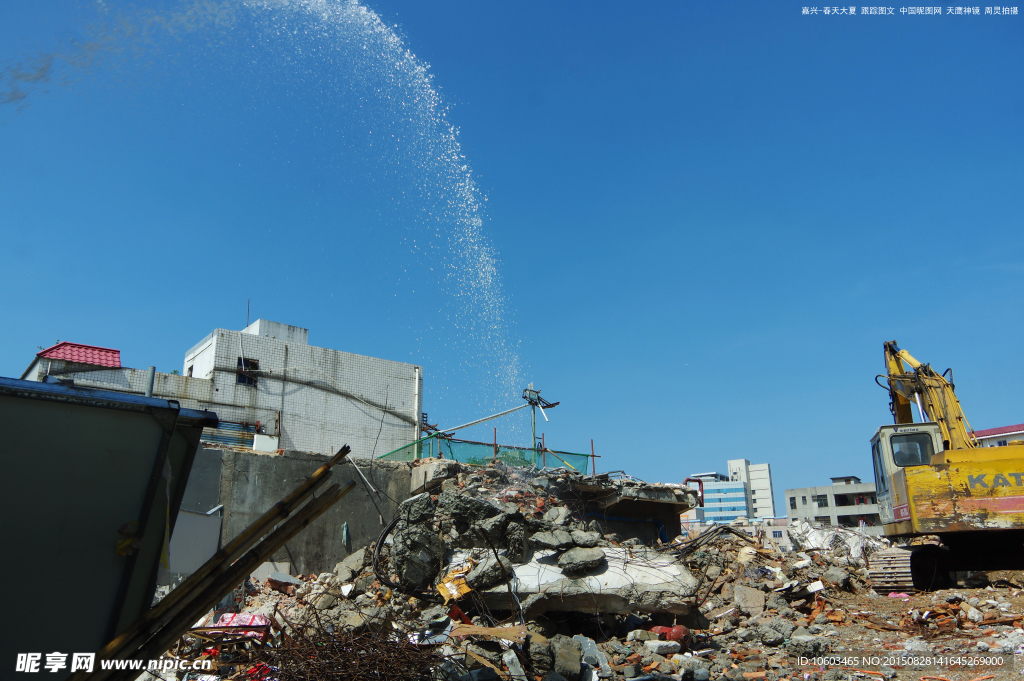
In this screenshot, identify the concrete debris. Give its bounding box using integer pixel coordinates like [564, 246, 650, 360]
[467, 555, 514, 590]
[557, 547, 606, 574]
[787, 519, 888, 560]
[733, 584, 766, 617]
[164, 459, 1024, 680]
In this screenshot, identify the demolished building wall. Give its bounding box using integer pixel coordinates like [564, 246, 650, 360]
[183, 447, 416, 575]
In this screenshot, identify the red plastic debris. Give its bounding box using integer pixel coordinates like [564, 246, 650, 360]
[650, 625, 690, 647]
[448, 604, 472, 624]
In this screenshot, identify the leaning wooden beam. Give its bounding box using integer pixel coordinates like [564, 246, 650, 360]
[92, 480, 357, 681]
[74, 445, 353, 681]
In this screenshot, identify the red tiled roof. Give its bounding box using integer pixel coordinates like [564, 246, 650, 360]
[974, 423, 1024, 438]
[37, 342, 121, 368]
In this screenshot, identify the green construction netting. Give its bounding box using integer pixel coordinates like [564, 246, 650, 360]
[378, 435, 591, 472]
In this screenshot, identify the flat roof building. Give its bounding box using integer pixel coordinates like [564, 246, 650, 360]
[785, 475, 882, 536]
[22, 319, 422, 458]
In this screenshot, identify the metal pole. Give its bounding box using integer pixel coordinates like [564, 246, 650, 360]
[591, 439, 596, 476]
[436, 403, 530, 435]
[532, 404, 537, 467]
[145, 366, 156, 398]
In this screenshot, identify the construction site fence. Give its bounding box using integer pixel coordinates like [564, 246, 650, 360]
[377, 434, 593, 472]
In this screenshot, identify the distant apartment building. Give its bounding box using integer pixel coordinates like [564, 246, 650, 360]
[728, 458, 776, 518]
[686, 472, 740, 523]
[21, 319, 422, 458]
[785, 475, 883, 536]
[975, 423, 1024, 447]
[682, 458, 776, 524]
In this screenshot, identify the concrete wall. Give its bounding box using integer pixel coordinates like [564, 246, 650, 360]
[183, 323, 421, 457]
[24, 362, 217, 403]
[196, 447, 414, 575]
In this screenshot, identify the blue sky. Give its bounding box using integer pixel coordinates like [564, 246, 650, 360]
[1, 1, 1021, 514]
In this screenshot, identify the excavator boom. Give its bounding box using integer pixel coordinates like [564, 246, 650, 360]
[882, 341, 977, 451]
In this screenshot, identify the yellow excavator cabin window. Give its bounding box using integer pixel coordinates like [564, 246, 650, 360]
[871, 440, 889, 492]
[891, 433, 934, 467]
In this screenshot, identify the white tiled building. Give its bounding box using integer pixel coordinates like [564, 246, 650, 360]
[21, 320, 422, 458]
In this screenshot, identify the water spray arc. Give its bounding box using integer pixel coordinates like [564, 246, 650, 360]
[0, 0, 527, 425]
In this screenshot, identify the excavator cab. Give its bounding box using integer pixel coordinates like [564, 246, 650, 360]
[870, 423, 944, 530]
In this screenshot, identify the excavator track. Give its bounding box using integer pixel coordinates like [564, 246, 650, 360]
[869, 547, 916, 594]
[869, 545, 954, 594]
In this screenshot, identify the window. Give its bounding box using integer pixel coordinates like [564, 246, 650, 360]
[789, 497, 797, 510]
[772, 531, 783, 538]
[891, 432, 934, 467]
[815, 494, 829, 508]
[998, 440, 1008, 447]
[801, 496, 807, 505]
[186, 365, 193, 377]
[872, 439, 889, 494]
[237, 357, 259, 386]
[814, 516, 831, 526]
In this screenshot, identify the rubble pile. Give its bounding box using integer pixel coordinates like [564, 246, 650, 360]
[169, 461, 1024, 680]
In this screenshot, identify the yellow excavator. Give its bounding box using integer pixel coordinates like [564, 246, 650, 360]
[868, 341, 1024, 592]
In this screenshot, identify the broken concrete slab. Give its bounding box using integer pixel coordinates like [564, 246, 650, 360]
[339, 548, 367, 574]
[572, 634, 608, 672]
[822, 565, 849, 588]
[268, 571, 302, 586]
[438, 488, 502, 523]
[481, 547, 698, 615]
[569, 530, 601, 548]
[527, 632, 553, 675]
[788, 634, 830, 656]
[410, 459, 460, 495]
[550, 634, 582, 681]
[544, 506, 571, 525]
[392, 524, 443, 589]
[467, 555, 513, 590]
[733, 584, 765, 617]
[502, 649, 529, 681]
[251, 561, 292, 582]
[532, 529, 574, 550]
[644, 639, 681, 655]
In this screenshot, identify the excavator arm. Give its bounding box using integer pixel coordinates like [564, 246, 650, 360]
[883, 343, 915, 425]
[882, 341, 977, 450]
